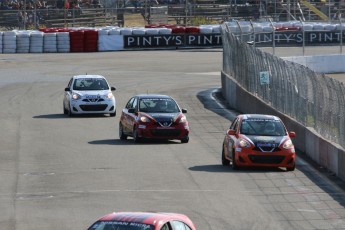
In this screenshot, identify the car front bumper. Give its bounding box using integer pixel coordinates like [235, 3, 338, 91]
[137, 123, 189, 140]
[234, 148, 296, 168]
[70, 99, 116, 114]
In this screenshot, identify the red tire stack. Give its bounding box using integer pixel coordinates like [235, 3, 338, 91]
[84, 29, 98, 52]
[185, 26, 200, 34]
[171, 26, 186, 34]
[69, 30, 84, 52]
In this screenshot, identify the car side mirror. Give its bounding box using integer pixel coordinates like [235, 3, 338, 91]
[64, 87, 70, 91]
[182, 108, 187, 113]
[289, 131, 296, 138]
[227, 129, 236, 135]
[111, 87, 116, 91]
[128, 108, 135, 113]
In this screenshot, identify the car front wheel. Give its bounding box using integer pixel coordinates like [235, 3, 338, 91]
[222, 147, 230, 166]
[67, 103, 73, 117]
[286, 162, 295, 172]
[119, 122, 127, 140]
[181, 136, 189, 143]
[63, 102, 68, 115]
[231, 149, 239, 170]
[133, 127, 141, 143]
[110, 110, 116, 117]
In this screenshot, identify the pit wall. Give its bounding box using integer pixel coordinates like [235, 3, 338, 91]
[221, 71, 345, 180]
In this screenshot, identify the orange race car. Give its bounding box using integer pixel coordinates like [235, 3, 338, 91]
[222, 114, 296, 171]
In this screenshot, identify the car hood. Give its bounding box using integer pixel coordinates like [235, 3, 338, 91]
[146, 112, 180, 120]
[243, 135, 286, 147]
[73, 90, 110, 96]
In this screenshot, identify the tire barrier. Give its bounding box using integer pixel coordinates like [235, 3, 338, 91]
[3, 31, 16, 54]
[30, 31, 44, 53]
[57, 32, 70, 53]
[0, 32, 2, 53]
[2, 22, 345, 53]
[70, 30, 84, 52]
[16, 31, 30, 53]
[84, 30, 98, 52]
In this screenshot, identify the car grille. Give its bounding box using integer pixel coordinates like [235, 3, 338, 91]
[248, 155, 285, 164]
[150, 129, 181, 137]
[155, 118, 173, 127]
[79, 104, 108, 111]
[82, 98, 105, 102]
[253, 146, 281, 152]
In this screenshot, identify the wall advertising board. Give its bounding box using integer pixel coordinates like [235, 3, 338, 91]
[124, 31, 345, 49]
[124, 34, 223, 48]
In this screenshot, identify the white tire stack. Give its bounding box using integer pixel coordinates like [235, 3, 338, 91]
[132, 28, 146, 35]
[120, 28, 132, 35]
[57, 32, 70, 53]
[199, 26, 213, 34]
[212, 25, 221, 34]
[158, 28, 172, 35]
[30, 31, 44, 53]
[108, 29, 120, 35]
[145, 28, 159, 35]
[3, 31, 17, 53]
[16, 31, 30, 53]
[0, 32, 3, 53]
[43, 32, 57, 53]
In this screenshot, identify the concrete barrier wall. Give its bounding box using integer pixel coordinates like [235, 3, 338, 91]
[283, 54, 345, 73]
[221, 71, 345, 180]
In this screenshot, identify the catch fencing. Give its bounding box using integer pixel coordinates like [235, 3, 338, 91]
[221, 22, 345, 149]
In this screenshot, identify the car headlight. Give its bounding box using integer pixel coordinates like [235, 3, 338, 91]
[72, 93, 81, 100]
[106, 93, 114, 99]
[238, 138, 251, 148]
[283, 139, 294, 149]
[140, 116, 150, 123]
[179, 115, 187, 123]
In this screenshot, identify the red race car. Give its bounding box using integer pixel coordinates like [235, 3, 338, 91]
[222, 114, 296, 171]
[87, 211, 197, 230]
[119, 94, 189, 143]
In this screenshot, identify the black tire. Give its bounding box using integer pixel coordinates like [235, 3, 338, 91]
[231, 149, 239, 170]
[67, 103, 73, 117]
[110, 110, 116, 117]
[181, 136, 189, 143]
[286, 162, 296, 172]
[63, 102, 68, 115]
[222, 147, 230, 166]
[119, 122, 127, 140]
[133, 127, 141, 143]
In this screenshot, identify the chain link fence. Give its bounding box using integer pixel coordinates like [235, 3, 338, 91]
[221, 22, 345, 148]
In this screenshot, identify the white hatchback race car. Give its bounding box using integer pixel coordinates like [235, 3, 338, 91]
[63, 75, 116, 116]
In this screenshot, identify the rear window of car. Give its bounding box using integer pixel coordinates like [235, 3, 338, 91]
[88, 221, 155, 230]
[240, 118, 286, 136]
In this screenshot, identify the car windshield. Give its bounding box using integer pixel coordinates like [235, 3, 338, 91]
[240, 118, 286, 136]
[73, 78, 109, 91]
[88, 221, 154, 230]
[139, 98, 180, 113]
